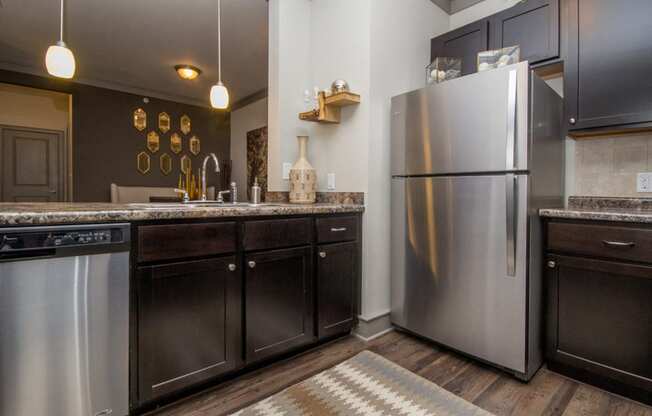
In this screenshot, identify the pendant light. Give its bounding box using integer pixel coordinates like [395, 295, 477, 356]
[45, 0, 76, 79]
[210, 0, 229, 109]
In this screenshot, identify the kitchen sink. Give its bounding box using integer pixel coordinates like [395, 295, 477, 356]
[127, 202, 282, 209]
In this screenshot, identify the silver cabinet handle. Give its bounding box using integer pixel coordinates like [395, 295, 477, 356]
[330, 227, 347, 232]
[319, 251, 327, 258]
[602, 240, 635, 248]
[547, 260, 556, 269]
[505, 173, 517, 277]
[569, 117, 576, 125]
[248, 261, 256, 269]
[228, 264, 236, 272]
[505, 69, 517, 171]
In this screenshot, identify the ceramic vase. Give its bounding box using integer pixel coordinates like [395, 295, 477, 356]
[289, 136, 316, 204]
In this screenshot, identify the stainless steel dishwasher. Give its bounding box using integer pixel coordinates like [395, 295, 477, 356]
[0, 223, 130, 416]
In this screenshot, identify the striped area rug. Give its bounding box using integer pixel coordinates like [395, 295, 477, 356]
[231, 351, 493, 416]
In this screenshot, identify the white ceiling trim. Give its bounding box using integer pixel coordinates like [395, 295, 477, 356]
[430, 0, 487, 14]
[0, 61, 210, 108]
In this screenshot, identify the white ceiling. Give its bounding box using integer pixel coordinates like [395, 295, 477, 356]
[0, 0, 268, 108]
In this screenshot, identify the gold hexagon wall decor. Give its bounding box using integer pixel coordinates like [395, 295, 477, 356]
[137, 151, 150, 174]
[158, 112, 171, 133]
[170, 133, 182, 154]
[160, 153, 172, 175]
[180, 115, 191, 135]
[180, 154, 192, 175]
[133, 108, 147, 131]
[147, 131, 160, 153]
[189, 135, 200, 156]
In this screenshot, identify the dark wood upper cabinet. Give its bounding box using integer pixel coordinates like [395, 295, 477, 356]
[490, 0, 559, 65]
[245, 246, 314, 363]
[137, 256, 242, 404]
[317, 242, 357, 339]
[565, 0, 652, 132]
[430, 20, 490, 76]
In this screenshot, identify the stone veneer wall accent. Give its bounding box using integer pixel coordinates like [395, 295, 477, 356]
[574, 133, 652, 197]
[266, 191, 364, 205]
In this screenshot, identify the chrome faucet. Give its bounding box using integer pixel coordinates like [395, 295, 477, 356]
[201, 153, 220, 201]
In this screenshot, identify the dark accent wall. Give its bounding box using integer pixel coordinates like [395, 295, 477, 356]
[0, 70, 230, 202]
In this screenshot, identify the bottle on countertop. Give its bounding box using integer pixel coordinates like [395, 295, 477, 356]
[251, 177, 261, 205]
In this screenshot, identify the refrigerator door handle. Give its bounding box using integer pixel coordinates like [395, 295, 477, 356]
[506, 173, 517, 277]
[505, 69, 518, 171]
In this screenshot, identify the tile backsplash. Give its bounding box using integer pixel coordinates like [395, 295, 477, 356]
[574, 133, 652, 197]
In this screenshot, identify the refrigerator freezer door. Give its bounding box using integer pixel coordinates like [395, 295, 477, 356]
[390, 62, 529, 176]
[390, 175, 528, 373]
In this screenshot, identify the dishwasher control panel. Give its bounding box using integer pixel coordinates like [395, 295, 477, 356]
[0, 224, 129, 252]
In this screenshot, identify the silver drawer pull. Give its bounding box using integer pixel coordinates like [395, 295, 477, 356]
[319, 251, 327, 258]
[228, 263, 236, 272]
[330, 227, 347, 232]
[248, 261, 256, 269]
[602, 240, 636, 248]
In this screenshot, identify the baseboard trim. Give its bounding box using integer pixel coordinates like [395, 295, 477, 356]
[354, 327, 394, 342]
[354, 311, 393, 340]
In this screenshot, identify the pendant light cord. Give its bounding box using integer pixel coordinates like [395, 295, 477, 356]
[59, 0, 64, 42]
[217, 0, 222, 83]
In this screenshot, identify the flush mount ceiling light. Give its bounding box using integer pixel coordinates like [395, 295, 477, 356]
[175, 64, 202, 80]
[209, 0, 229, 109]
[45, 0, 76, 79]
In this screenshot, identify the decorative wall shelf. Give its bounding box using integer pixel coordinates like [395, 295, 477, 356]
[299, 91, 360, 124]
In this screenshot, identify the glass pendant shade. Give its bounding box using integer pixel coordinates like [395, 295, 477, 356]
[46, 41, 76, 79]
[210, 82, 229, 109]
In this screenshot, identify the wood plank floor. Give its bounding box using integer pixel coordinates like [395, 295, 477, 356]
[149, 331, 652, 416]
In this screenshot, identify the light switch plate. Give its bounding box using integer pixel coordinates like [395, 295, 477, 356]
[637, 172, 652, 192]
[282, 163, 292, 180]
[327, 173, 336, 190]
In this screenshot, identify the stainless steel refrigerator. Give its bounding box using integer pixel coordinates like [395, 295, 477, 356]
[390, 62, 563, 380]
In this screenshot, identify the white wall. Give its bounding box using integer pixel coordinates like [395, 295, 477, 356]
[450, 0, 520, 29]
[230, 98, 268, 201]
[268, 0, 449, 327]
[364, 0, 449, 319]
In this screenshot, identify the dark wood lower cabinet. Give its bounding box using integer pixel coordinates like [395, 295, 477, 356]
[317, 242, 357, 339]
[245, 246, 314, 363]
[137, 256, 242, 404]
[546, 254, 652, 405]
[133, 214, 361, 411]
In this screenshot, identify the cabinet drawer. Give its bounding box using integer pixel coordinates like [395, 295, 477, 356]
[243, 218, 312, 251]
[547, 222, 652, 263]
[138, 222, 236, 263]
[316, 216, 358, 243]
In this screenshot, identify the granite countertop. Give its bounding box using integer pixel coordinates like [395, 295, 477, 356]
[539, 197, 652, 223]
[0, 202, 364, 226]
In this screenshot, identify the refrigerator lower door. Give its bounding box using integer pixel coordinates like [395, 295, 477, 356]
[391, 175, 528, 373]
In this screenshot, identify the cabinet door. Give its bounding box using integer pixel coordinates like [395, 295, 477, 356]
[137, 257, 242, 404]
[565, 0, 652, 131]
[490, 0, 559, 65]
[317, 242, 357, 339]
[546, 255, 652, 403]
[245, 246, 314, 363]
[431, 20, 489, 76]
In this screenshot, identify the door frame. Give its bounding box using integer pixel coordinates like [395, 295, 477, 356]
[0, 124, 71, 202]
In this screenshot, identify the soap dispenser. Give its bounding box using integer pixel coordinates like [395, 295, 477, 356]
[251, 177, 261, 205]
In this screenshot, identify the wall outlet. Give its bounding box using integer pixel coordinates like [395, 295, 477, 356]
[282, 163, 292, 180]
[327, 173, 336, 190]
[637, 172, 652, 192]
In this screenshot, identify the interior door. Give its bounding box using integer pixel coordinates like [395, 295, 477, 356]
[1, 126, 65, 202]
[392, 62, 529, 176]
[392, 175, 528, 373]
